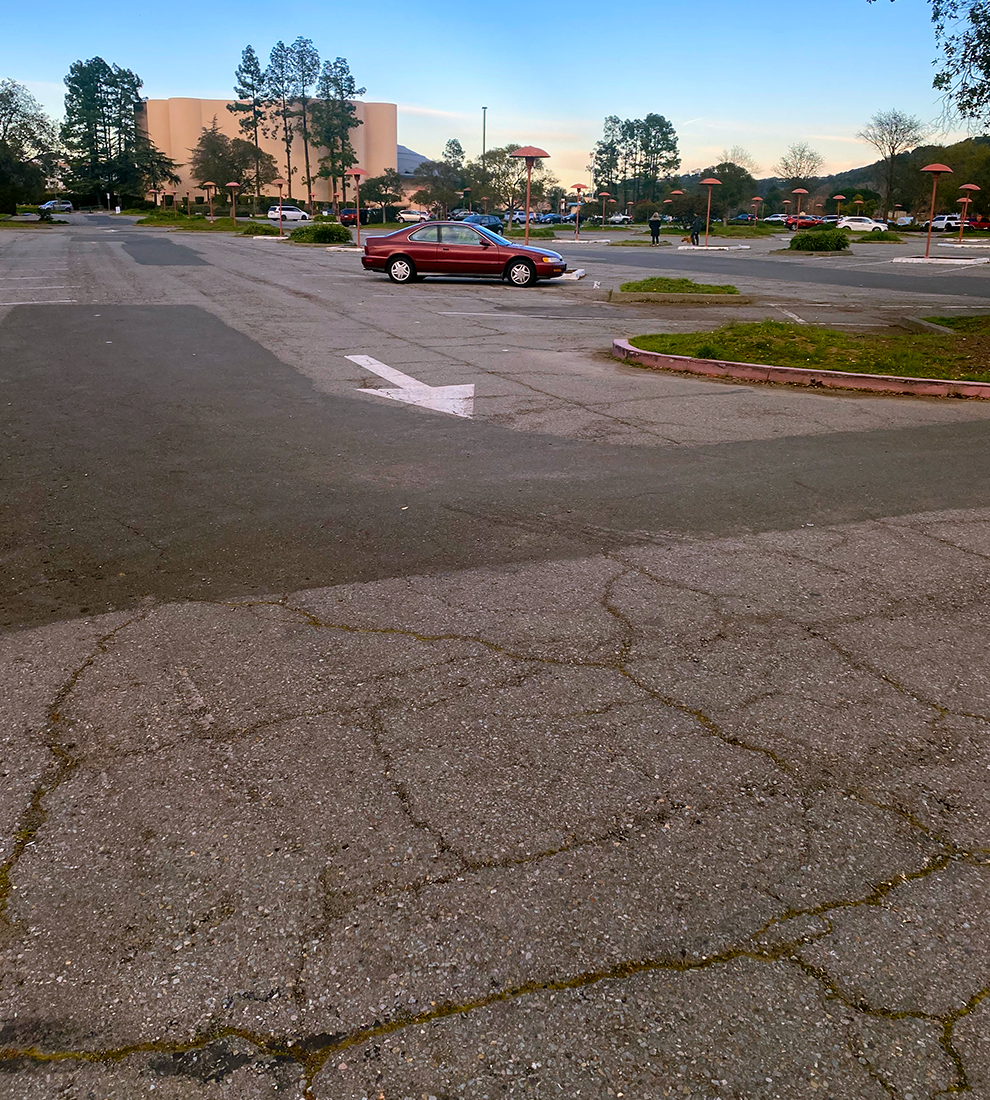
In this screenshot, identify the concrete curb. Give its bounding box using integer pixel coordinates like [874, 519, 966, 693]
[612, 338, 990, 399]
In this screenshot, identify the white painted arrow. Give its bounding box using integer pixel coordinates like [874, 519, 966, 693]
[346, 355, 474, 418]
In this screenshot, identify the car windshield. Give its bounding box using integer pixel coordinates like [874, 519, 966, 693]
[475, 225, 513, 246]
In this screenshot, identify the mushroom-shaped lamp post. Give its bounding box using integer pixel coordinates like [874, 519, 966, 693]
[346, 167, 366, 246]
[833, 194, 846, 223]
[272, 177, 286, 236]
[792, 187, 809, 228]
[700, 177, 721, 246]
[185, 190, 191, 215]
[509, 146, 550, 245]
[462, 187, 471, 213]
[597, 190, 612, 230]
[663, 198, 673, 224]
[202, 182, 216, 223]
[482, 195, 490, 214]
[752, 195, 763, 222]
[853, 198, 864, 218]
[226, 182, 240, 228]
[958, 183, 980, 242]
[571, 183, 587, 239]
[921, 163, 953, 258]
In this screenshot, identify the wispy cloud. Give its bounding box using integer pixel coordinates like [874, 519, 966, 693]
[398, 104, 470, 120]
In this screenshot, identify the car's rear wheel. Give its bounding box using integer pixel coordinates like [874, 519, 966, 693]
[387, 255, 417, 283]
[871, 227, 883, 233]
[506, 259, 537, 287]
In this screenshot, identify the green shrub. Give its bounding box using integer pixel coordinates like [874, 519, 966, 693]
[239, 222, 280, 236]
[289, 221, 353, 243]
[505, 227, 556, 238]
[789, 229, 850, 251]
[856, 230, 902, 242]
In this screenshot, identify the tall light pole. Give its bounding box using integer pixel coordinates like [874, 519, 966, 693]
[226, 182, 240, 228]
[792, 187, 808, 229]
[752, 195, 763, 222]
[700, 177, 721, 246]
[598, 190, 611, 229]
[958, 182, 980, 242]
[833, 193, 846, 224]
[921, 163, 953, 258]
[571, 183, 587, 239]
[201, 182, 215, 223]
[346, 167, 366, 246]
[481, 106, 487, 177]
[273, 177, 286, 237]
[510, 146, 549, 245]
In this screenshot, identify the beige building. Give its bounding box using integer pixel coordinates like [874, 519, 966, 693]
[137, 97, 397, 203]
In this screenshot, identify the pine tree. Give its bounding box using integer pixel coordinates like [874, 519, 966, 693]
[266, 41, 295, 195]
[62, 57, 177, 204]
[288, 37, 320, 210]
[311, 57, 364, 213]
[227, 46, 270, 211]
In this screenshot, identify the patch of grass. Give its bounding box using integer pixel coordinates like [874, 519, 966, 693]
[629, 318, 990, 382]
[853, 230, 903, 242]
[789, 229, 850, 251]
[620, 276, 739, 294]
[134, 211, 243, 231]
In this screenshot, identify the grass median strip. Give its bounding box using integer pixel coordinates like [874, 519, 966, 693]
[620, 276, 739, 294]
[629, 317, 990, 382]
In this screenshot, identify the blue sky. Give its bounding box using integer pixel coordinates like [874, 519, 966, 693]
[2, 0, 968, 183]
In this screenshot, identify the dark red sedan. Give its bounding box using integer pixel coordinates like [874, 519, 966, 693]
[361, 221, 567, 286]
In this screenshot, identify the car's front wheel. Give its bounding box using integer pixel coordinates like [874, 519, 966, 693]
[871, 227, 883, 233]
[506, 259, 537, 287]
[387, 255, 417, 283]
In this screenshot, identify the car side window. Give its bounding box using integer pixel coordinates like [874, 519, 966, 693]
[441, 225, 483, 245]
[409, 226, 439, 242]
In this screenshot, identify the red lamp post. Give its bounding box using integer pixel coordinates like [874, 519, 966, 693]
[921, 163, 953, 258]
[272, 177, 286, 237]
[510, 146, 550, 245]
[783, 199, 791, 222]
[346, 167, 366, 246]
[853, 198, 864, 218]
[202, 182, 216, 223]
[481, 195, 490, 214]
[792, 187, 809, 228]
[700, 177, 721, 245]
[571, 183, 587, 239]
[752, 195, 763, 222]
[833, 194, 846, 223]
[226, 182, 240, 228]
[958, 182, 980, 242]
[185, 190, 191, 216]
[597, 190, 611, 231]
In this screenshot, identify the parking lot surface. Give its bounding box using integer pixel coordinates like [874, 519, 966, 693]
[2, 218, 990, 1099]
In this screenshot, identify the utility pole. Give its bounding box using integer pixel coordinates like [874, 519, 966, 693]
[481, 106, 488, 181]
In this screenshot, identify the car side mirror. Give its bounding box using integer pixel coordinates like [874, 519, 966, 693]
[479, 239, 491, 248]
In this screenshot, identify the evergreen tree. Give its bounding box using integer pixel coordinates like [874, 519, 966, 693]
[266, 41, 296, 193]
[311, 57, 364, 212]
[288, 37, 320, 210]
[361, 168, 404, 221]
[189, 117, 276, 194]
[227, 46, 270, 210]
[62, 57, 177, 203]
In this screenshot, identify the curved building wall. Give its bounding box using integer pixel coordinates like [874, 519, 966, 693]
[137, 98, 397, 203]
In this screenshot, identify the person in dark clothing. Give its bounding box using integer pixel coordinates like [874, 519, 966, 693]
[690, 214, 704, 246]
[648, 211, 661, 244]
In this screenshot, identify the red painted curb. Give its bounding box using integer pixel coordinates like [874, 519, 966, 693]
[612, 339, 990, 399]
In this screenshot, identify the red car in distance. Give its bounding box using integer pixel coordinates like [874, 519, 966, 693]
[360, 221, 567, 286]
[785, 214, 824, 230]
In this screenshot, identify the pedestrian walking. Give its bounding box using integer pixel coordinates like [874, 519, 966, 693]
[690, 214, 704, 246]
[648, 211, 661, 245]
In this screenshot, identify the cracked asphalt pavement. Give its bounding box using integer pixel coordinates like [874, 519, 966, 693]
[2, 220, 990, 1099]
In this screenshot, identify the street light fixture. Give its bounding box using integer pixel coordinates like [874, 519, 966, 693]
[792, 187, 809, 228]
[226, 182, 240, 228]
[700, 177, 721, 246]
[571, 183, 587, 240]
[833, 193, 846, 223]
[346, 167, 366, 246]
[463, 187, 472, 213]
[597, 190, 611, 230]
[202, 182, 216, 223]
[958, 182, 980, 242]
[752, 195, 763, 222]
[921, 162, 953, 258]
[272, 177, 286, 236]
[510, 146, 550, 245]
